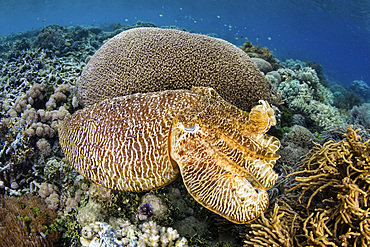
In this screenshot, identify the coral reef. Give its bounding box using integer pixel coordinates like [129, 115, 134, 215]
[244, 125, 370, 247]
[350, 80, 370, 102]
[320, 124, 370, 143]
[139, 193, 169, 221]
[244, 202, 301, 247]
[0, 81, 76, 196]
[34, 25, 65, 51]
[277, 125, 317, 169]
[251, 57, 273, 74]
[303, 60, 328, 87]
[0, 19, 357, 247]
[265, 70, 282, 85]
[333, 91, 362, 110]
[77, 199, 106, 227]
[351, 103, 370, 129]
[0, 22, 247, 247]
[287, 126, 370, 246]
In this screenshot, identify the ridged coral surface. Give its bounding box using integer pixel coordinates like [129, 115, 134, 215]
[59, 87, 280, 224]
[77, 27, 271, 111]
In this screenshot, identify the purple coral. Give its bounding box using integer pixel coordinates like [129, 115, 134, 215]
[139, 203, 153, 218]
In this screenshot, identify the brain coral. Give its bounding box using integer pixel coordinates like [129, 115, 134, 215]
[77, 27, 271, 111]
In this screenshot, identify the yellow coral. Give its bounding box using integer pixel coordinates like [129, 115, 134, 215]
[244, 201, 301, 247]
[286, 125, 370, 246]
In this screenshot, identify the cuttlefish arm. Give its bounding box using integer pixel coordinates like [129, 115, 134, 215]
[170, 88, 279, 224]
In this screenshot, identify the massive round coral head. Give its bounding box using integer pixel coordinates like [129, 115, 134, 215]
[77, 27, 271, 111]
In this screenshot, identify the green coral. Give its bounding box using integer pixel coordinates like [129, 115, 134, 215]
[280, 106, 293, 128]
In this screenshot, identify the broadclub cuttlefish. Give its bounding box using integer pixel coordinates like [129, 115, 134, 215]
[58, 87, 280, 224]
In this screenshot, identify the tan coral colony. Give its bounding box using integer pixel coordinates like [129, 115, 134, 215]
[77, 27, 271, 111]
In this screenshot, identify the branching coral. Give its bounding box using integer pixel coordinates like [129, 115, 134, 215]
[80, 220, 188, 247]
[243, 201, 302, 247]
[244, 126, 369, 246]
[277, 60, 347, 130]
[286, 125, 370, 246]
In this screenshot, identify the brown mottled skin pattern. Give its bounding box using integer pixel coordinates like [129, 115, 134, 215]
[59, 87, 280, 224]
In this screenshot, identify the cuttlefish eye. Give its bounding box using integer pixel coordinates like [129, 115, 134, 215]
[177, 122, 200, 133]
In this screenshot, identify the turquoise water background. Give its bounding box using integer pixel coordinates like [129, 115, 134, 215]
[0, 0, 369, 87]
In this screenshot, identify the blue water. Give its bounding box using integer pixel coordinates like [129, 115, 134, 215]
[1, 0, 369, 87]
